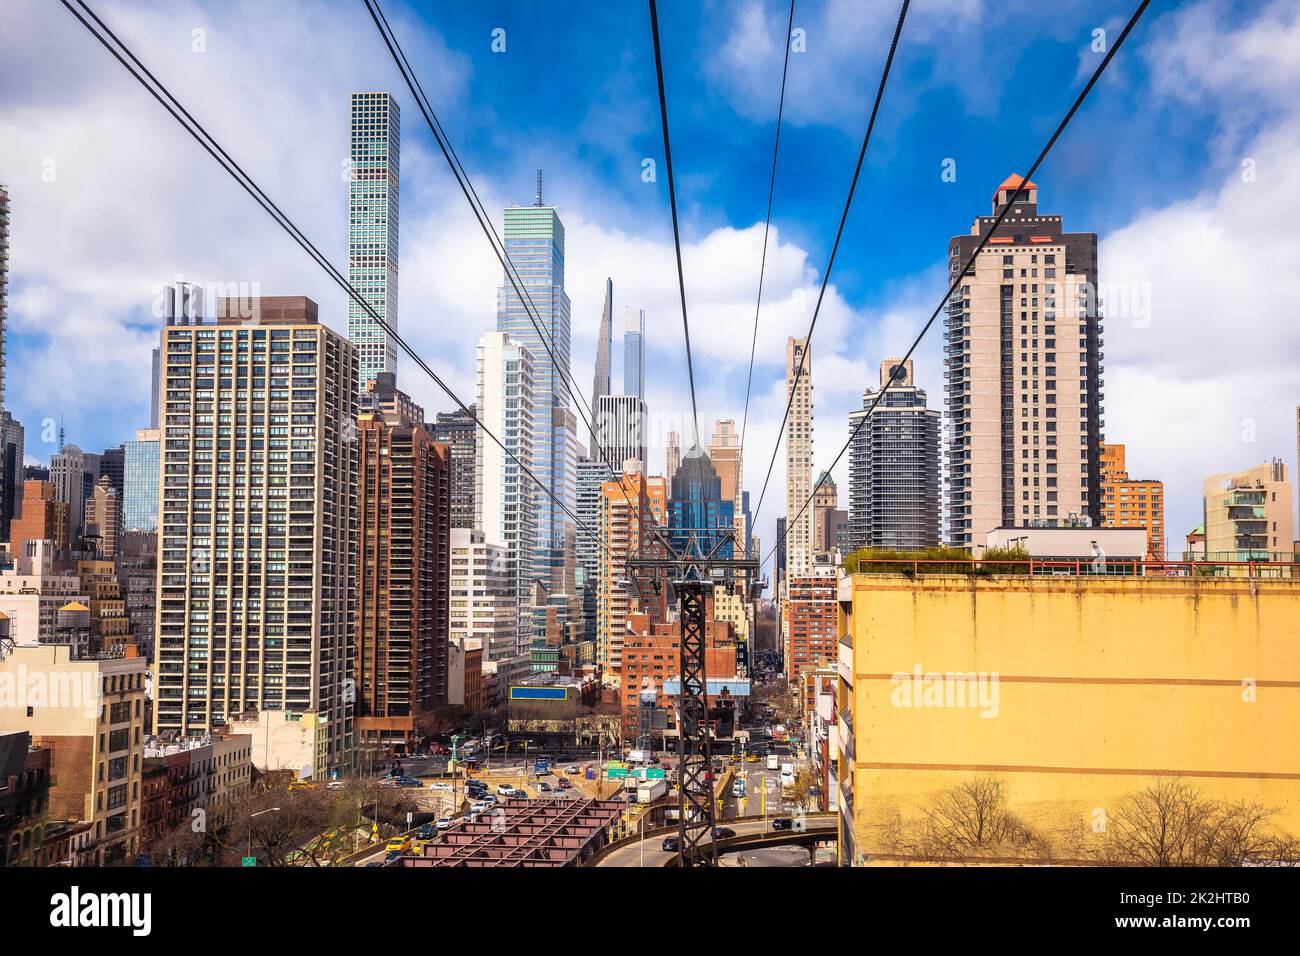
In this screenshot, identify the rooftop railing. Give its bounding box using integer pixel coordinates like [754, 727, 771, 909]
[848, 557, 1300, 579]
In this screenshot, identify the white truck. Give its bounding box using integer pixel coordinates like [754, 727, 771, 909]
[780, 762, 795, 788]
[766, 754, 779, 771]
[636, 779, 668, 804]
[628, 749, 651, 765]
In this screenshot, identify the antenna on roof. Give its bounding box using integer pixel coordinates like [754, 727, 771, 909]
[535, 168, 543, 206]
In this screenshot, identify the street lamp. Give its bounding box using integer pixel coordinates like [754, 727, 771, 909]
[248, 807, 280, 864]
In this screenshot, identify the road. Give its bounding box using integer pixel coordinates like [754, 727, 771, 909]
[596, 816, 832, 867]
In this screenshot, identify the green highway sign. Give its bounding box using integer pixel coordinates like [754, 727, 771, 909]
[241, 856, 257, 867]
[646, 768, 666, 779]
[607, 768, 628, 779]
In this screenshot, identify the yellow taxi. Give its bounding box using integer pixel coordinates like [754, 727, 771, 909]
[385, 836, 412, 855]
[746, 755, 759, 763]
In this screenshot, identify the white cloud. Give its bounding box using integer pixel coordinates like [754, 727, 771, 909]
[1099, 0, 1300, 548]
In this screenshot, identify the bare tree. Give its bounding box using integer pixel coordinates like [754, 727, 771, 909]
[1103, 778, 1299, 866]
[880, 776, 1047, 862]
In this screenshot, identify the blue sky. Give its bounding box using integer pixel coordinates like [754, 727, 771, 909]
[3, 0, 1299, 570]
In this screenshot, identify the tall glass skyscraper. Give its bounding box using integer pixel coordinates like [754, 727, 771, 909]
[348, 92, 400, 393]
[623, 307, 645, 399]
[496, 183, 576, 594]
[668, 445, 734, 560]
[123, 428, 161, 532]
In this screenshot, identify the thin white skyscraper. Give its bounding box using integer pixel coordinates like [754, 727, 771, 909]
[785, 337, 814, 577]
[475, 331, 538, 655]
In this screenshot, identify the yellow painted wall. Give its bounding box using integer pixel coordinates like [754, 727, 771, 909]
[843, 573, 1300, 859]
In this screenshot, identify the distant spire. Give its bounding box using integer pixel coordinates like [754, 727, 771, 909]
[535, 168, 543, 206]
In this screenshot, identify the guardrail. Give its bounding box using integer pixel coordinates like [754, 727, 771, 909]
[846, 558, 1300, 579]
[586, 812, 835, 867]
[667, 821, 838, 867]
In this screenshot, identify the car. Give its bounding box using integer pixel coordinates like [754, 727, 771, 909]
[557, 778, 573, 790]
[566, 765, 580, 775]
[470, 801, 489, 814]
[385, 836, 412, 854]
[398, 777, 423, 788]
[431, 782, 452, 792]
[326, 780, 345, 790]
[435, 817, 453, 830]
[538, 782, 552, 792]
[416, 823, 435, 839]
[661, 836, 681, 852]
[481, 794, 497, 806]
[465, 779, 485, 789]
[771, 818, 794, 831]
[497, 784, 515, 796]
[712, 827, 736, 839]
[745, 755, 758, 763]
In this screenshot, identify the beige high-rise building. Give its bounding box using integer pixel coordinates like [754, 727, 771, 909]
[83, 474, 121, 558]
[708, 419, 746, 547]
[77, 558, 132, 656]
[785, 338, 815, 577]
[597, 463, 667, 677]
[945, 176, 1104, 546]
[153, 296, 359, 778]
[0, 643, 147, 866]
[665, 429, 681, 483]
[1202, 459, 1294, 562]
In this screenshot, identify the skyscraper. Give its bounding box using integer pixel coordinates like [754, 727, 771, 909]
[668, 444, 735, 560]
[99, 446, 125, 498]
[575, 457, 613, 645]
[50, 445, 88, 546]
[83, 475, 121, 559]
[848, 359, 941, 551]
[150, 347, 161, 429]
[665, 429, 681, 482]
[153, 296, 358, 778]
[590, 278, 613, 457]
[123, 428, 161, 533]
[0, 184, 9, 405]
[448, 528, 516, 663]
[355, 373, 451, 753]
[597, 464, 667, 674]
[708, 419, 745, 548]
[496, 180, 576, 596]
[945, 175, 1104, 545]
[431, 405, 478, 530]
[623, 306, 645, 399]
[595, 394, 647, 472]
[0, 186, 21, 544]
[0, 411, 22, 545]
[348, 92, 400, 392]
[475, 331, 538, 655]
[784, 337, 814, 577]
